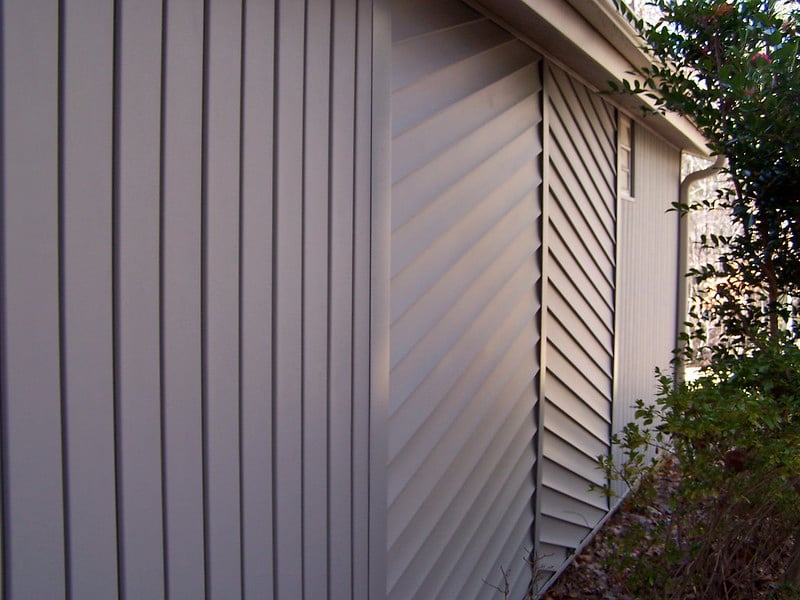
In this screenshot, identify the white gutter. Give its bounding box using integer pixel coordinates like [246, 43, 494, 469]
[675, 155, 727, 382]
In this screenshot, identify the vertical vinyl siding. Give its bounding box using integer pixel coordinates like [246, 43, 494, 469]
[1, 2, 66, 598]
[388, 2, 543, 598]
[115, 2, 166, 595]
[302, 1, 332, 598]
[62, 0, 118, 597]
[369, 3, 393, 597]
[0, 1, 378, 598]
[613, 125, 681, 492]
[329, 1, 358, 596]
[538, 63, 616, 573]
[162, 1, 207, 597]
[239, 0, 276, 596]
[204, 0, 243, 595]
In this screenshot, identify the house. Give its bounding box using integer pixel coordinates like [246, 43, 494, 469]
[0, 0, 706, 598]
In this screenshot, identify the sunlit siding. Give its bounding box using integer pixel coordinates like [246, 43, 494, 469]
[388, 1, 543, 598]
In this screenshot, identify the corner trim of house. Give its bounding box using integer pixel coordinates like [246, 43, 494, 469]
[368, 0, 391, 598]
[532, 58, 553, 568]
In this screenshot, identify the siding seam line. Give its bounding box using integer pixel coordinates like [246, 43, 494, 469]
[57, 2, 71, 596]
[237, 1, 248, 597]
[200, 1, 211, 597]
[533, 60, 551, 570]
[300, 1, 309, 598]
[270, 1, 280, 598]
[325, 0, 335, 595]
[0, 0, 6, 590]
[158, 1, 170, 596]
[111, 0, 125, 595]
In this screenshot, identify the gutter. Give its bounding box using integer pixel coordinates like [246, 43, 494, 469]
[563, 0, 651, 70]
[675, 155, 727, 382]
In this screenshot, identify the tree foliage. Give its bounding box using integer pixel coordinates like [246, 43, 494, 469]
[614, 0, 800, 343]
[597, 2, 800, 597]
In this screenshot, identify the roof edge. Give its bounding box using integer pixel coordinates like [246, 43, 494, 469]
[471, 0, 710, 154]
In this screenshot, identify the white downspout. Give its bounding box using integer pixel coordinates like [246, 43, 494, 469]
[676, 154, 726, 382]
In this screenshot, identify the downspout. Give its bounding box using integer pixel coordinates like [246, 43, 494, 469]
[675, 154, 726, 383]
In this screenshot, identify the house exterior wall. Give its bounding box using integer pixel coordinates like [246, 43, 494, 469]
[0, 1, 382, 598]
[612, 124, 682, 493]
[536, 62, 618, 576]
[388, 2, 543, 599]
[1, 1, 686, 599]
[386, 3, 684, 595]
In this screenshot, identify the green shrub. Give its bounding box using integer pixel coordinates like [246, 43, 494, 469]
[599, 336, 800, 599]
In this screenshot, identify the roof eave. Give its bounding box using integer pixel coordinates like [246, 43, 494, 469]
[471, 0, 710, 155]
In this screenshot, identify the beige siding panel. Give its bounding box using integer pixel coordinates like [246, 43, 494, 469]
[393, 62, 539, 182]
[1, 2, 66, 597]
[543, 432, 606, 488]
[61, 1, 118, 596]
[547, 266, 614, 353]
[389, 2, 542, 598]
[546, 345, 612, 418]
[388, 333, 538, 546]
[392, 18, 513, 91]
[391, 197, 540, 385]
[549, 123, 614, 239]
[393, 162, 539, 316]
[544, 399, 609, 460]
[549, 66, 616, 178]
[547, 235, 613, 330]
[613, 125, 681, 494]
[548, 297, 612, 375]
[549, 149, 615, 261]
[0, 1, 380, 598]
[162, 1, 206, 597]
[540, 459, 608, 512]
[540, 63, 616, 561]
[205, 2, 244, 596]
[549, 193, 615, 293]
[454, 453, 538, 600]
[538, 543, 569, 574]
[115, 1, 166, 594]
[239, 0, 275, 597]
[302, 1, 332, 597]
[392, 40, 536, 137]
[389, 380, 538, 600]
[545, 376, 610, 441]
[328, 0, 359, 594]
[548, 316, 612, 392]
[389, 261, 540, 485]
[418, 390, 537, 600]
[538, 515, 592, 550]
[392, 108, 540, 238]
[392, 0, 482, 42]
[539, 487, 606, 529]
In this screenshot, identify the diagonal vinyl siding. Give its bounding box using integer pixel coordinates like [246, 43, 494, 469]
[0, 1, 378, 598]
[538, 64, 617, 574]
[388, 1, 543, 598]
